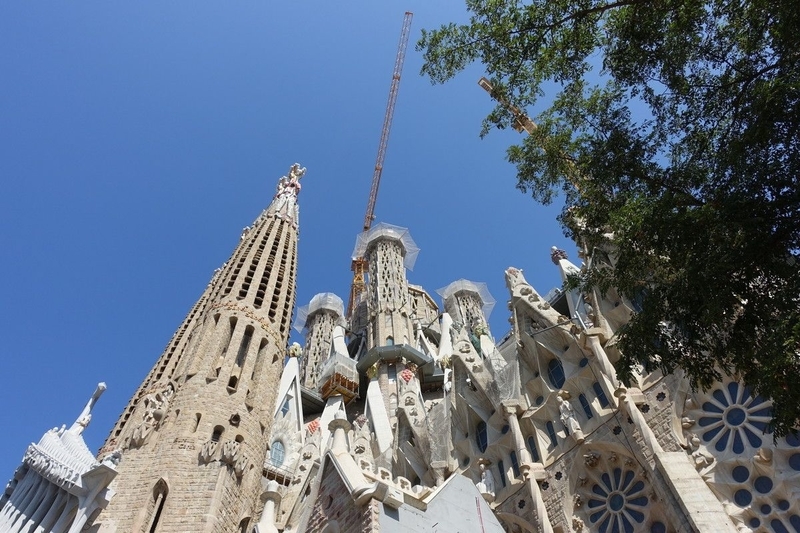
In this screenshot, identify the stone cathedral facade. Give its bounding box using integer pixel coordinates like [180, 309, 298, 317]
[2, 164, 800, 533]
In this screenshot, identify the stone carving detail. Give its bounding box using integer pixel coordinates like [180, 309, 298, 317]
[558, 393, 585, 443]
[233, 454, 248, 478]
[199, 440, 218, 464]
[550, 246, 568, 264]
[101, 450, 122, 467]
[130, 383, 174, 448]
[573, 494, 583, 508]
[399, 368, 415, 383]
[476, 462, 496, 502]
[270, 163, 306, 226]
[221, 440, 241, 466]
[584, 452, 600, 467]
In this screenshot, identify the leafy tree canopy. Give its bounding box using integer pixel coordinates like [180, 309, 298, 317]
[419, 0, 800, 435]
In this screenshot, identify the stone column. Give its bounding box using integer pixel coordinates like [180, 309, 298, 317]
[584, 334, 619, 407]
[254, 480, 282, 533]
[502, 402, 532, 477]
[502, 402, 553, 533]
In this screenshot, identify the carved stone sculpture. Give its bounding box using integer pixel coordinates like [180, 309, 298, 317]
[558, 394, 585, 443]
[476, 462, 496, 503]
[584, 452, 601, 467]
[199, 440, 218, 464]
[130, 383, 174, 448]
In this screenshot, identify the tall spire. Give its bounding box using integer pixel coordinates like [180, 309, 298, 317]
[90, 165, 305, 533]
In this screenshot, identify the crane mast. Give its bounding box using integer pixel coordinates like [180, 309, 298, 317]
[347, 12, 413, 319]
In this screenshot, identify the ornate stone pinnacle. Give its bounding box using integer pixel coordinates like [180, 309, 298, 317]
[550, 246, 568, 264]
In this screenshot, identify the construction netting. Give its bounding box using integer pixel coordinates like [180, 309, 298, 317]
[427, 398, 451, 463]
[485, 344, 521, 404]
[436, 279, 496, 321]
[557, 258, 594, 330]
[351, 222, 420, 271]
[317, 352, 358, 389]
[292, 292, 345, 333]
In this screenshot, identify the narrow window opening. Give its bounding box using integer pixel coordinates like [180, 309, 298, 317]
[579, 394, 594, 419]
[510, 451, 520, 477]
[194, 413, 202, 433]
[280, 396, 291, 416]
[547, 358, 566, 388]
[546, 421, 558, 448]
[593, 382, 610, 408]
[236, 326, 254, 367]
[212, 425, 224, 443]
[476, 421, 488, 453]
[146, 480, 168, 533]
[497, 460, 507, 487]
[527, 435, 540, 462]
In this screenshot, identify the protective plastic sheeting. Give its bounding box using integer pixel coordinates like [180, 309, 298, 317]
[436, 279, 496, 320]
[292, 292, 345, 333]
[351, 222, 419, 271]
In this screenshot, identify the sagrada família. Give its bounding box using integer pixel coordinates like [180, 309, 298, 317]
[2, 163, 799, 532]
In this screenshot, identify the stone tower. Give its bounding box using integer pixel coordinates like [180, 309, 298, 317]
[90, 164, 305, 533]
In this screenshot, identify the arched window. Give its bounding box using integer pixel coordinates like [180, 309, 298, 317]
[546, 421, 558, 448]
[510, 451, 520, 477]
[476, 421, 488, 453]
[270, 440, 285, 466]
[527, 435, 540, 462]
[579, 394, 593, 419]
[547, 359, 565, 388]
[386, 336, 394, 346]
[146, 479, 168, 533]
[593, 382, 610, 408]
[211, 425, 224, 443]
[497, 460, 507, 487]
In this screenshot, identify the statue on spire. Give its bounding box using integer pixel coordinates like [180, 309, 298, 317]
[269, 163, 306, 227]
[275, 163, 306, 199]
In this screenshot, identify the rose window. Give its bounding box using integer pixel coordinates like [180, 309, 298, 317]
[698, 382, 771, 453]
[587, 467, 649, 533]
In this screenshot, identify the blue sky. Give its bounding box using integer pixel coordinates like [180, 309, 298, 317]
[0, 2, 575, 478]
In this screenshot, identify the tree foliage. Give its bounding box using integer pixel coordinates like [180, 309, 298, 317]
[419, 0, 800, 435]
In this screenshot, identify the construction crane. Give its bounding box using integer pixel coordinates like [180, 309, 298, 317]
[347, 11, 413, 319]
[478, 77, 536, 134]
[479, 76, 584, 190]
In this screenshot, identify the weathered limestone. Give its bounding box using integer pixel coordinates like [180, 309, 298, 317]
[87, 165, 305, 533]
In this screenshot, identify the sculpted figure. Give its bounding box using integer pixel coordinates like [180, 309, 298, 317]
[557, 394, 584, 442]
[476, 462, 496, 502]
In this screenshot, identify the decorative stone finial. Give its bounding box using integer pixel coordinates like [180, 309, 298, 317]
[288, 342, 302, 358]
[276, 163, 306, 199]
[69, 382, 107, 435]
[551, 246, 568, 264]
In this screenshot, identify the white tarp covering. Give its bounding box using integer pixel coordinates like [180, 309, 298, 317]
[318, 352, 358, 386]
[292, 292, 345, 333]
[351, 222, 419, 271]
[436, 279, 496, 320]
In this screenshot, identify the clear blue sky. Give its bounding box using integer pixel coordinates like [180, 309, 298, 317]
[0, 2, 575, 478]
